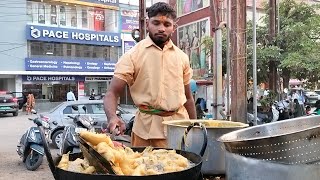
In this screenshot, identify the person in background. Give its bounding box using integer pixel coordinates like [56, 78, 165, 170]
[26, 92, 35, 115]
[89, 89, 96, 100]
[195, 98, 204, 119]
[293, 99, 303, 118]
[19, 91, 27, 110]
[104, 2, 196, 148]
[203, 108, 213, 119]
[306, 105, 312, 115]
[66, 90, 76, 101]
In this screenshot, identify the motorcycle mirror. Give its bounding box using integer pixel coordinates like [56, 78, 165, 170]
[71, 105, 79, 111]
[101, 122, 108, 132]
[82, 106, 87, 113]
[52, 121, 58, 125]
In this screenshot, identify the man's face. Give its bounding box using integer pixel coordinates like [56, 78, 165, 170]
[147, 14, 174, 46]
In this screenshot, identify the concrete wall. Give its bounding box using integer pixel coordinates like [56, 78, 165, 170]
[0, 0, 28, 71]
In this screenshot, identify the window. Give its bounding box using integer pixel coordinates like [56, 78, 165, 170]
[91, 104, 105, 114]
[66, 44, 72, 56]
[63, 104, 88, 114]
[38, 4, 46, 24]
[29, 41, 120, 60]
[27, 2, 119, 32]
[82, 8, 88, 28]
[70, 7, 77, 27]
[50, 5, 58, 25]
[59, 6, 66, 26]
[27, 2, 33, 22]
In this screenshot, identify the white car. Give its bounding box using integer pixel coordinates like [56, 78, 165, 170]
[41, 100, 136, 149]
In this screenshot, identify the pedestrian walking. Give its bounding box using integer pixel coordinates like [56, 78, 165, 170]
[26, 92, 35, 115]
[104, 2, 196, 148]
[66, 90, 76, 101]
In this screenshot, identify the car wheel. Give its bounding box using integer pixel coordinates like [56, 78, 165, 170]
[52, 130, 64, 149]
[13, 111, 18, 116]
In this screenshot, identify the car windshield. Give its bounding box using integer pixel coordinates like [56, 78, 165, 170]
[117, 106, 129, 114]
[49, 102, 65, 113]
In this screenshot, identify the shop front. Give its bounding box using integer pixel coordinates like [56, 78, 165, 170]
[22, 75, 84, 101]
[22, 75, 115, 102]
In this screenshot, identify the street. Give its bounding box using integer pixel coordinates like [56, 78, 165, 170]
[0, 113, 54, 180]
[0, 113, 223, 180]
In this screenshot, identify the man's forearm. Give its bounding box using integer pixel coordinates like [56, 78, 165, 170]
[104, 91, 119, 122]
[184, 98, 197, 119]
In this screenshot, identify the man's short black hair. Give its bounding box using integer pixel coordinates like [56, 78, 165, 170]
[146, 2, 177, 20]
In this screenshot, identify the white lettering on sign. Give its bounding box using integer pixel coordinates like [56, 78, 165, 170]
[97, 0, 117, 3]
[71, 32, 119, 42]
[86, 62, 98, 66]
[62, 65, 83, 70]
[29, 64, 58, 69]
[62, 61, 80, 66]
[29, 60, 58, 64]
[85, 77, 112, 81]
[30, 26, 120, 44]
[87, 66, 100, 70]
[42, 30, 69, 39]
[26, 76, 76, 81]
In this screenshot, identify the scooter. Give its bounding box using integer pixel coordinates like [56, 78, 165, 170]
[60, 108, 131, 155]
[16, 110, 50, 171]
[59, 105, 96, 155]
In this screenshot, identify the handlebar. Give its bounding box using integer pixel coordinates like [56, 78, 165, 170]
[68, 115, 75, 119]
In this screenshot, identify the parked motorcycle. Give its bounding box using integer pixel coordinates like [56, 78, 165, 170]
[60, 108, 132, 155]
[16, 110, 51, 171]
[59, 105, 96, 155]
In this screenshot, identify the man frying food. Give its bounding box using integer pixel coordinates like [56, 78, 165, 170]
[104, 2, 196, 148]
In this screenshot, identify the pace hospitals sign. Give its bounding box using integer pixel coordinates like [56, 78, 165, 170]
[26, 25, 121, 46]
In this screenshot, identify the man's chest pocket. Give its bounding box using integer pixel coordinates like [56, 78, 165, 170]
[164, 56, 184, 92]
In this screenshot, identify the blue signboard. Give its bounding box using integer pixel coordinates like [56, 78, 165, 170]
[26, 25, 121, 46]
[22, 75, 85, 82]
[123, 41, 136, 53]
[25, 58, 116, 72]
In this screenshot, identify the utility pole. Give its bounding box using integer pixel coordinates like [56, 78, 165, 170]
[210, 0, 224, 119]
[230, 0, 247, 123]
[268, 0, 277, 92]
[139, 0, 146, 40]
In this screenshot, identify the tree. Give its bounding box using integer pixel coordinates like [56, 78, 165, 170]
[246, 0, 320, 89]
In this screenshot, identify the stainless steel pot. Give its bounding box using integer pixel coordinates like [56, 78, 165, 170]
[163, 120, 248, 175]
[218, 115, 320, 164]
[225, 151, 320, 180]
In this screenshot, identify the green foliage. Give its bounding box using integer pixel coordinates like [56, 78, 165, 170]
[200, 35, 214, 57]
[246, 0, 320, 86]
[259, 90, 278, 109]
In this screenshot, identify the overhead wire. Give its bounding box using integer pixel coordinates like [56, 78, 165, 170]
[0, 44, 27, 53]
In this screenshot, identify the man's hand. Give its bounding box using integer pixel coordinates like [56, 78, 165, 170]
[107, 116, 126, 135]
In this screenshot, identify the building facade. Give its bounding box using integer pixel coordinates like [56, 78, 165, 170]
[0, 0, 142, 103]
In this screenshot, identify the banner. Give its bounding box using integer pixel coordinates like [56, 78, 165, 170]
[22, 75, 85, 82]
[26, 25, 121, 46]
[178, 18, 210, 77]
[25, 58, 116, 72]
[121, 8, 139, 32]
[123, 41, 136, 53]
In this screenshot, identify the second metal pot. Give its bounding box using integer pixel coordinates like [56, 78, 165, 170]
[163, 120, 248, 175]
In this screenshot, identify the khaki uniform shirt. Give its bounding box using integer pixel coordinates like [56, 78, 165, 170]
[114, 36, 193, 140]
